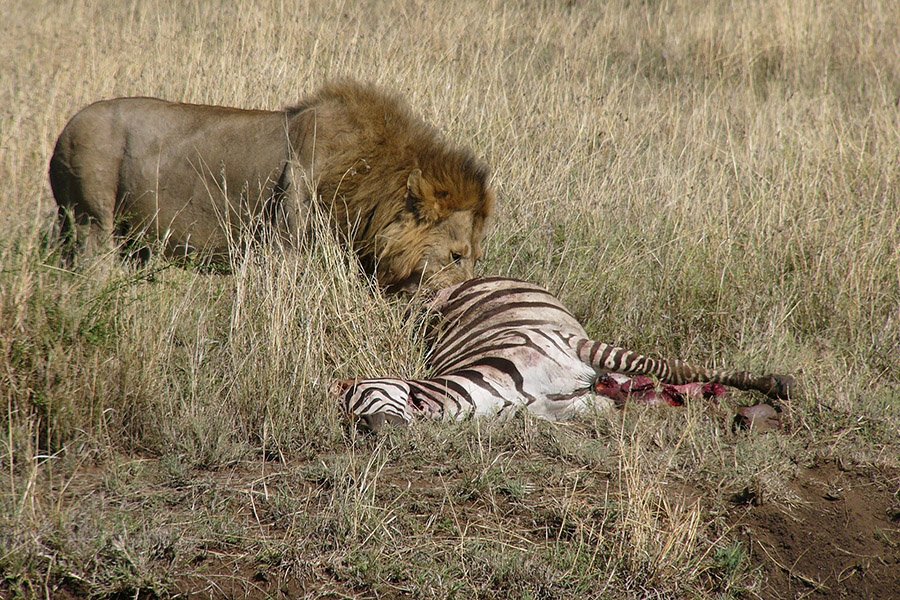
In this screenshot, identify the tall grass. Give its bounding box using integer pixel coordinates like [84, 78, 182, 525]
[1, 0, 897, 597]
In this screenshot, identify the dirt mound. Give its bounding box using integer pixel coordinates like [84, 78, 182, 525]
[735, 462, 899, 599]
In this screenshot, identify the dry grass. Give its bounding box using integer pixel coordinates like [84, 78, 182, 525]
[1, 0, 898, 597]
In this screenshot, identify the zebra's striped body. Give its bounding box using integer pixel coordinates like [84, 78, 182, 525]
[337, 277, 796, 429]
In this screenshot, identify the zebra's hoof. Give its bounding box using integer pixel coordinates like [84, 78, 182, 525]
[358, 412, 409, 434]
[759, 374, 800, 400]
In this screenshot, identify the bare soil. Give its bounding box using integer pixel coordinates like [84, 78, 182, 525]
[734, 462, 900, 600]
[169, 460, 900, 599]
[5, 456, 897, 599]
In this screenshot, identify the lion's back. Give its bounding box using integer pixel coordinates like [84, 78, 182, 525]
[287, 80, 441, 169]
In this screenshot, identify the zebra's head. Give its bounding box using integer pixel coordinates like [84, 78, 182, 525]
[331, 378, 413, 433]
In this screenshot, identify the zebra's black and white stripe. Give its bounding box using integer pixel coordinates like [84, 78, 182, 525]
[336, 277, 797, 429]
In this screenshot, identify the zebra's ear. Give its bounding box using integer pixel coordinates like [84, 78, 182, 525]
[329, 379, 357, 397]
[406, 169, 447, 223]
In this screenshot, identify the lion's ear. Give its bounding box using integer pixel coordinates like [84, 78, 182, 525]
[406, 169, 444, 222]
[329, 378, 357, 397]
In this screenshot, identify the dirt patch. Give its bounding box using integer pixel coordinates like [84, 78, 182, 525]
[735, 462, 899, 599]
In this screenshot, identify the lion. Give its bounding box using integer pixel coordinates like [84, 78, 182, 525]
[48, 80, 495, 292]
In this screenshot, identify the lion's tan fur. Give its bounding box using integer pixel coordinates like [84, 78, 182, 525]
[49, 80, 494, 291]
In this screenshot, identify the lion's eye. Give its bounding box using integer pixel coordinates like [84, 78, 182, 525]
[450, 252, 465, 264]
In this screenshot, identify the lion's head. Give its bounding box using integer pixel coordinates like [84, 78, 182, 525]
[291, 80, 496, 294]
[368, 165, 494, 295]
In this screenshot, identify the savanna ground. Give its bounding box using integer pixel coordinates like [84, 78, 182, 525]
[1, 0, 898, 598]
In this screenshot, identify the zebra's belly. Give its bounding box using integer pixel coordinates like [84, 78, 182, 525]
[456, 329, 601, 421]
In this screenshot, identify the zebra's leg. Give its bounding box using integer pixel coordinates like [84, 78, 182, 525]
[571, 338, 798, 400]
[332, 378, 414, 433]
